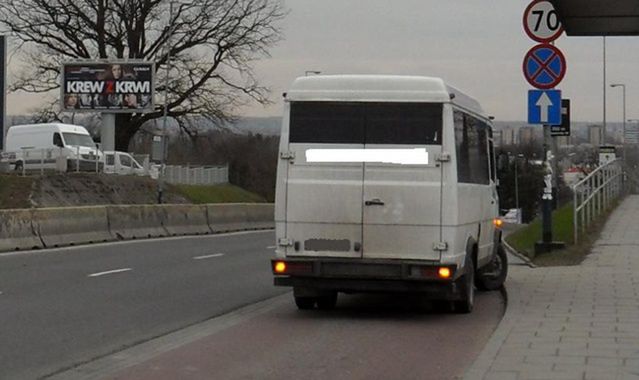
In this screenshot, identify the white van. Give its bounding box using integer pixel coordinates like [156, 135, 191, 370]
[5, 123, 102, 172]
[271, 75, 507, 313]
[103, 151, 147, 176]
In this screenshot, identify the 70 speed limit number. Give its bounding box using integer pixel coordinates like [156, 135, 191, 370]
[523, 0, 564, 43]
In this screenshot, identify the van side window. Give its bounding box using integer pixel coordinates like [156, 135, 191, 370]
[454, 111, 490, 185]
[106, 154, 115, 166]
[53, 133, 63, 147]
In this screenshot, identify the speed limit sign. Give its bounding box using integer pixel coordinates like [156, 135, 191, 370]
[523, 0, 564, 43]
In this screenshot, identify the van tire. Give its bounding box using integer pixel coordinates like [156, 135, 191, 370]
[454, 254, 475, 314]
[14, 161, 23, 172]
[477, 244, 508, 291]
[294, 296, 316, 310]
[316, 292, 338, 310]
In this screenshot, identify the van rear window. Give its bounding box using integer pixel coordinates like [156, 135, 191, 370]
[289, 102, 442, 145]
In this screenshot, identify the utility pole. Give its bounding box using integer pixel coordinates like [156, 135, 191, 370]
[158, 1, 175, 204]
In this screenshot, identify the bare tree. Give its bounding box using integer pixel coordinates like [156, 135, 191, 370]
[0, 0, 286, 149]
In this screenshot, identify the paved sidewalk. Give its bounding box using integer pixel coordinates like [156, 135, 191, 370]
[465, 195, 639, 380]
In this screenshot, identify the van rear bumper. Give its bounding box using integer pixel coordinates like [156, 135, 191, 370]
[272, 258, 462, 297]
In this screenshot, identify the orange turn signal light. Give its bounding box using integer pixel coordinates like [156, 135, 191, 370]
[274, 261, 287, 274]
[438, 267, 451, 279]
[493, 218, 503, 228]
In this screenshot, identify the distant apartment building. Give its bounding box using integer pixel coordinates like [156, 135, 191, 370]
[556, 135, 570, 147]
[493, 130, 503, 147]
[519, 127, 535, 144]
[589, 125, 602, 146]
[501, 127, 515, 146]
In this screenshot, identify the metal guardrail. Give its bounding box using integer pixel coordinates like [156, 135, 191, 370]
[572, 159, 624, 243]
[1, 147, 101, 175]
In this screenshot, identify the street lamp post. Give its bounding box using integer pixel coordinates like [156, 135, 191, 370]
[611, 84, 626, 162]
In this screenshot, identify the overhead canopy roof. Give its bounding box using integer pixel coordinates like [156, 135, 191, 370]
[550, 0, 639, 36]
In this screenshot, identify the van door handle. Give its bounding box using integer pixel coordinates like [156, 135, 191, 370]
[365, 199, 385, 206]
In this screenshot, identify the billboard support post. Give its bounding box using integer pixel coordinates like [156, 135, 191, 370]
[101, 113, 115, 152]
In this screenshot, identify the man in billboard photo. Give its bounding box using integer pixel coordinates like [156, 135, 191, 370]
[123, 93, 138, 108]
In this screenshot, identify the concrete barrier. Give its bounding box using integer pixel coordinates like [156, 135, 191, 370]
[107, 205, 168, 240]
[207, 204, 274, 233]
[161, 204, 211, 236]
[0, 209, 43, 251]
[0, 203, 274, 253]
[33, 207, 113, 248]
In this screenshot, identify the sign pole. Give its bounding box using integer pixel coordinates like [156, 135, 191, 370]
[100, 113, 116, 151]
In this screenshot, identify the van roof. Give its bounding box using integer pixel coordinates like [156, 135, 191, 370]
[8, 123, 90, 134]
[286, 75, 487, 118]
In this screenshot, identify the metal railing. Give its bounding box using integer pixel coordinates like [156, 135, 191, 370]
[163, 164, 229, 185]
[572, 159, 624, 243]
[0, 148, 102, 175]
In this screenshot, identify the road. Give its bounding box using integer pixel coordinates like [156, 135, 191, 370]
[0, 231, 505, 380]
[0, 231, 285, 380]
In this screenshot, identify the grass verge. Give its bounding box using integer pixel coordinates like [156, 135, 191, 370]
[0, 175, 34, 209]
[505, 200, 620, 267]
[173, 183, 266, 204]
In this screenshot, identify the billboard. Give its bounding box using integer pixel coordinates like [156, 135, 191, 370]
[61, 62, 154, 113]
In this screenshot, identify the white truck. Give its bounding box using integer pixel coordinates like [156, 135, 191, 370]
[271, 75, 507, 313]
[4, 123, 102, 172]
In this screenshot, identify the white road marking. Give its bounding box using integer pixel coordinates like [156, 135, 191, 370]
[267, 246, 276, 249]
[88, 268, 133, 278]
[193, 253, 225, 260]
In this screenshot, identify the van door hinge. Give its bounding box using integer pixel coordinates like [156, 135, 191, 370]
[280, 151, 296, 160]
[278, 238, 294, 247]
[436, 153, 451, 163]
[433, 242, 448, 251]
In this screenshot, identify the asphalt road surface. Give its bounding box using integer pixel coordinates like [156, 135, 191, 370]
[0, 231, 505, 380]
[0, 231, 285, 380]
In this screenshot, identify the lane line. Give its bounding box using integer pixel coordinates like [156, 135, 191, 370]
[193, 253, 225, 260]
[267, 246, 276, 249]
[88, 268, 133, 278]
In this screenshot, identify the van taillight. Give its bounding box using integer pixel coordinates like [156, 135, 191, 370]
[272, 260, 313, 275]
[274, 261, 286, 273]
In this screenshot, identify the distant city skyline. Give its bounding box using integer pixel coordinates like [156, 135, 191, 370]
[6, 0, 639, 124]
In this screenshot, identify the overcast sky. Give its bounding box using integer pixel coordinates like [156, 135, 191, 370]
[7, 0, 639, 123]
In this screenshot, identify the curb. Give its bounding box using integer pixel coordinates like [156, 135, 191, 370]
[503, 239, 536, 268]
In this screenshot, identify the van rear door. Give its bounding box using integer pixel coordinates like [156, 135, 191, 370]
[361, 103, 443, 261]
[284, 102, 365, 258]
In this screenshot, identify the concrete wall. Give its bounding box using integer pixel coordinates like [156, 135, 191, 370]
[0, 203, 274, 252]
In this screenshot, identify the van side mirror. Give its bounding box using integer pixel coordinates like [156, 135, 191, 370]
[53, 133, 64, 148]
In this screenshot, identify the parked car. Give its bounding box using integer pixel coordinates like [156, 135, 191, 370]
[502, 208, 522, 224]
[103, 151, 146, 176]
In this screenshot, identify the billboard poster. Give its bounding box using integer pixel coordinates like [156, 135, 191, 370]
[61, 62, 154, 113]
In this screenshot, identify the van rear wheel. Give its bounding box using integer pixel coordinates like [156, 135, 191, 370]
[454, 255, 475, 314]
[294, 296, 316, 310]
[14, 161, 23, 172]
[316, 292, 338, 310]
[476, 245, 508, 291]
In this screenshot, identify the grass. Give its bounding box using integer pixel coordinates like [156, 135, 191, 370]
[173, 183, 266, 204]
[505, 201, 615, 267]
[0, 174, 34, 209]
[506, 199, 622, 266]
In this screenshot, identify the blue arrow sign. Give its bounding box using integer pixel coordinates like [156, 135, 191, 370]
[528, 89, 562, 125]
